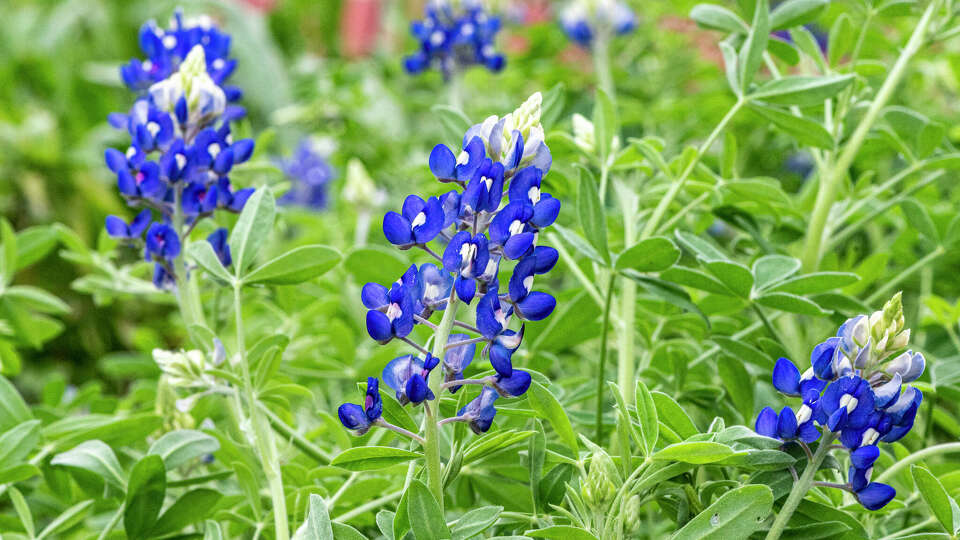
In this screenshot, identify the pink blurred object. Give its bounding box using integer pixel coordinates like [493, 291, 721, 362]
[235, 0, 279, 13]
[342, 0, 382, 58]
[523, 0, 552, 24]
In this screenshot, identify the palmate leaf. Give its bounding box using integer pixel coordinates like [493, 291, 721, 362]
[671, 485, 773, 539]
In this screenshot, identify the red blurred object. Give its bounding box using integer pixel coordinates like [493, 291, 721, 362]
[523, 0, 552, 24]
[235, 0, 279, 13]
[341, 0, 383, 58]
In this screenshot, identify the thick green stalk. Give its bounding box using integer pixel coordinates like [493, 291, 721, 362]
[234, 285, 288, 540]
[426, 293, 460, 511]
[765, 431, 834, 540]
[593, 34, 615, 102]
[640, 98, 744, 239]
[800, 0, 941, 271]
[596, 273, 617, 444]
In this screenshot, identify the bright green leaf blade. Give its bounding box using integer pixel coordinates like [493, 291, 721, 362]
[577, 167, 609, 266]
[912, 465, 958, 534]
[51, 440, 126, 490]
[635, 380, 659, 456]
[187, 241, 235, 285]
[769, 272, 859, 295]
[229, 186, 277, 275]
[407, 480, 452, 540]
[527, 381, 579, 454]
[526, 525, 598, 539]
[615, 237, 681, 272]
[653, 441, 737, 464]
[148, 429, 220, 470]
[124, 455, 167, 539]
[748, 103, 835, 149]
[244, 244, 342, 285]
[330, 446, 422, 471]
[755, 292, 830, 316]
[671, 484, 773, 539]
[738, 0, 770, 91]
[750, 74, 855, 106]
[690, 4, 748, 33]
[151, 488, 222, 537]
[770, 0, 828, 30]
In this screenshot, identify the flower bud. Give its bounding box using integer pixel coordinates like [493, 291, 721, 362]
[624, 494, 642, 533]
[581, 450, 616, 508]
[153, 348, 214, 389]
[572, 113, 595, 154]
[149, 45, 225, 127]
[342, 158, 386, 210]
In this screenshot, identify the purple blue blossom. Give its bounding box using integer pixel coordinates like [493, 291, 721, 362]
[404, 0, 506, 80]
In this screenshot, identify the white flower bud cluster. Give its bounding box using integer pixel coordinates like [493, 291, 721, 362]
[149, 45, 226, 129]
[153, 348, 216, 390]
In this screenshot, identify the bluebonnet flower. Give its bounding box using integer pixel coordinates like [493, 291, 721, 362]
[753, 293, 925, 510]
[106, 209, 152, 240]
[339, 93, 560, 440]
[105, 12, 254, 289]
[278, 139, 335, 210]
[560, 0, 637, 48]
[207, 228, 232, 267]
[404, 0, 506, 80]
[338, 377, 383, 435]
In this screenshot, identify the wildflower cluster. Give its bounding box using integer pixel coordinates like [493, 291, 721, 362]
[404, 0, 506, 80]
[755, 294, 924, 510]
[339, 92, 558, 437]
[104, 11, 254, 288]
[278, 139, 335, 210]
[559, 0, 637, 48]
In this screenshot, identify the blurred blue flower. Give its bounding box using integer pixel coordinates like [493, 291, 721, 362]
[560, 0, 636, 48]
[338, 377, 383, 435]
[278, 139, 335, 210]
[404, 0, 506, 80]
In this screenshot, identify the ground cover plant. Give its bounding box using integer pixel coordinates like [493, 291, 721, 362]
[1, 0, 960, 538]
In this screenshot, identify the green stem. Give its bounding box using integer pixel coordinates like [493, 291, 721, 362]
[234, 285, 288, 540]
[874, 442, 960, 483]
[260, 403, 332, 464]
[752, 303, 785, 349]
[596, 273, 617, 444]
[426, 292, 460, 511]
[800, 0, 941, 271]
[618, 198, 637, 404]
[448, 71, 464, 111]
[765, 431, 834, 540]
[877, 517, 938, 540]
[593, 34, 615, 102]
[333, 490, 404, 523]
[97, 504, 124, 540]
[865, 246, 945, 306]
[640, 98, 745, 240]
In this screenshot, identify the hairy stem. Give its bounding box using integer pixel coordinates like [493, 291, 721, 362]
[765, 431, 834, 540]
[234, 285, 288, 540]
[801, 0, 942, 270]
[596, 272, 617, 445]
[426, 292, 460, 511]
[874, 442, 960, 483]
[618, 199, 637, 404]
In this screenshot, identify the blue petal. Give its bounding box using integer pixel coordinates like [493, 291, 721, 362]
[105, 148, 128, 173]
[429, 144, 457, 179]
[444, 334, 475, 372]
[105, 216, 129, 238]
[406, 374, 430, 404]
[494, 369, 531, 397]
[517, 292, 556, 321]
[454, 276, 476, 304]
[338, 403, 371, 433]
[772, 357, 801, 396]
[755, 407, 778, 438]
[850, 445, 880, 469]
[776, 406, 798, 439]
[489, 343, 514, 377]
[532, 246, 559, 274]
[531, 196, 561, 228]
[383, 212, 414, 247]
[366, 310, 393, 343]
[856, 482, 896, 511]
[361, 283, 390, 309]
[811, 337, 840, 379]
[873, 373, 902, 409]
[503, 232, 535, 260]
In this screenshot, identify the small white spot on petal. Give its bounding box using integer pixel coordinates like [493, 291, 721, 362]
[411, 211, 427, 229]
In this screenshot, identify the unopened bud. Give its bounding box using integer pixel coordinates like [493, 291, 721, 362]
[581, 451, 616, 508]
[572, 113, 596, 154]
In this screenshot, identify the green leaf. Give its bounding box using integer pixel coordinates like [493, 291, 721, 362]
[529, 425, 545, 512]
[244, 244, 341, 285]
[912, 465, 960, 535]
[704, 260, 754, 298]
[770, 272, 859, 295]
[635, 380, 659, 456]
[0, 463, 40, 484]
[653, 441, 737, 464]
[690, 4, 748, 33]
[827, 13, 854, 67]
[712, 337, 771, 367]
[748, 103, 835, 149]
[592, 88, 617, 162]
[332, 522, 366, 540]
[36, 500, 94, 540]
[51, 440, 126, 489]
[770, 0, 828, 30]
[125, 455, 166, 539]
[674, 230, 727, 261]
[792, 27, 828, 72]
[661, 266, 731, 295]
[343, 246, 409, 285]
[615, 237, 681, 272]
[204, 520, 224, 540]
[0, 419, 41, 464]
[752, 255, 801, 290]
[577, 167, 609, 266]
[671, 484, 773, 539]
[187, 241, 235, 285]
[750, 75, 855, 106]
[541, 83, 566, 130]
[3, 286, 70, 314]
[651, 391, 699, 439]
[738, 0, 770, 91]
[230, 186, 277, 275]
[720, 40, 740, 94]
[463, 430, 534, 462]
[407, 480, 452, 540]
[330, 446, 422, 471]
[1, 218, 17, 287]
[15, 225, 59, 271]
[148, 429, 220, 469]
[755, 292, 830, 316]
[9, 486, 34, 538]
[450, 506, 503, 539]
[527, 381, 579, 454]
[431, 105, 471, 144]
[526, 526, 598, 539]
[718, 356, 754, 421]
[628, 275, 709, 325]
[901, 199, 940, 244]
[151, 488, 223, 536]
